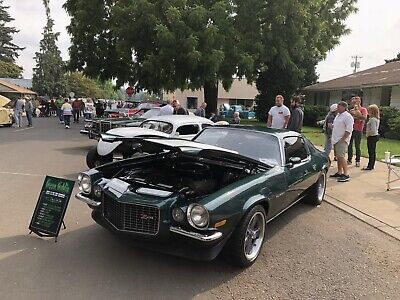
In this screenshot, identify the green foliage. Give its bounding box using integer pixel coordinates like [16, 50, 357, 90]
[32, 0, 66, 97]
[379, 106, 399, 138]
[0, 0, 24, 63]
[385, 53, 400, 64]
[303, 105, 329, 127]
[64, 72, 117, 99]
[255, 0, 358, 120]
[0, 60, 22, 78]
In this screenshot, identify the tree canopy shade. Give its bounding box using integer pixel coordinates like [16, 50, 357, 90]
[32, 0, 66, 97]
[0, 0, 24, 63]
[64, 0, 357, 115]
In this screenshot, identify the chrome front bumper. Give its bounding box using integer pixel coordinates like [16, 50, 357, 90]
[169, 226, 222, 242]
[80, 129, 89, 135]
[76, 193, 101, 207]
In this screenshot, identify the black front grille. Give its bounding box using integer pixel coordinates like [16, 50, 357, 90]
[100, 122, 111, 133]
[94, 121, 101, 133]
[103, 196, 159, 235]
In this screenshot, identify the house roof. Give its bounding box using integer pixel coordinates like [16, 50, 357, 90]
[0, 79, 37, 95]
[0, 78, 33, 89]
[304, 60, 400, 91]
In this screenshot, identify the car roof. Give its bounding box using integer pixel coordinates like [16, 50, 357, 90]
[145, 115, 214, 126]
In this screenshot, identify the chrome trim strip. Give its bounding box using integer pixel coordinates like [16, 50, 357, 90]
[80, 129, 89, 135]
[76, 193, 101, 207]
[169, 226, 222, 242]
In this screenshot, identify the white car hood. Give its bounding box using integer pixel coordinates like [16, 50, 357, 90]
[105, 127, 170, 138]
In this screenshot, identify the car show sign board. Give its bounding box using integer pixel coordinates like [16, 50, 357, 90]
[29, 176, 75, 241]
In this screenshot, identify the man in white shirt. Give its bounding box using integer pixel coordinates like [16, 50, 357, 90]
[267, 95, 291, 129]
[330, 101, 354, 182]
[160, 99, 174, 115]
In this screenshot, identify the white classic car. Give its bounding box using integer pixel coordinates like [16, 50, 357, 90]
[86, 115, 214, 168]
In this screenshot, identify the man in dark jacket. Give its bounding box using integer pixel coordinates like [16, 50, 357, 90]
[172, 100, 188, 115]
[287, 96, 304, 133]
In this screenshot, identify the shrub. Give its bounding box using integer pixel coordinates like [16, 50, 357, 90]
[379, 106, 399, 138]
[303, 105, 328, 127]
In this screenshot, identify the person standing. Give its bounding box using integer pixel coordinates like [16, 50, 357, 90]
[267, 95, 291, 129]
[195, 102, 207, 118]
[84, 98, 95, 119]
[160, 99, 174, 115]
[347, 96, 368, 167]
[56, 97, 64, 123]
[25, 98, 34, 127]
[231, 111, 241, 124]
[13, 97, 25, 127]
[287, 96, 304, 133]
[61, 99, 73, 129]
[363, 105, 380, 170]
[172, 100, 188, 115]
[72, 98, 81, 123]
[323, 104, 338, 155]
[330, 101, 354, 182]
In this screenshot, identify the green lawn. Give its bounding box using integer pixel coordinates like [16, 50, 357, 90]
[235, 119, 400, 161]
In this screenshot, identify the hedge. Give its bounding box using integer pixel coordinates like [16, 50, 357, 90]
[303, 105, 328, 127]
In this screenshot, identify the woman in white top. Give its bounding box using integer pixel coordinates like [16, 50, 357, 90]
[363, 104, 380, 170]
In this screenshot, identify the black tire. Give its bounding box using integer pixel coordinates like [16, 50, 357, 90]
[304, 171, 327, 206]
[86, 146, 112, 168]
[3, 123, 12, 127]
[225, 205, 266, 268]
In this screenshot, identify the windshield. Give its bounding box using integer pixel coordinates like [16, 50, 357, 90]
[140, 120, 173, 134]
[141, 108, 161, 119]
[194, 128, 282, 166]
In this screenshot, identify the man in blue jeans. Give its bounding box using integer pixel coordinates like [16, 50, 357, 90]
[347, 96, 368, 167]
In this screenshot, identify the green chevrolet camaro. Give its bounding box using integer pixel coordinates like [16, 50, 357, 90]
[76, 126, 330, 267]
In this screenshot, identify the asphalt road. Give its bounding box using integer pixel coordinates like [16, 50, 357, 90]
[0, 118, 399, 300]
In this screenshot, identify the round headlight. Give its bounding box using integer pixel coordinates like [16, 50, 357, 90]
[78, 174, 92, 194]
[187, 204, 209, 229]
[172, 207, 185, 222]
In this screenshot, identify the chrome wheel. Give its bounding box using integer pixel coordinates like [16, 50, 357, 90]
[244, 211, 266, 262]
[317, 172, 326, 202]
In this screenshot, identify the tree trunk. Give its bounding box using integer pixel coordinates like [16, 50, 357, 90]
[204, 81, 218, 117]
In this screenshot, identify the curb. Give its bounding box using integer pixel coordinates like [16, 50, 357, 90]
[324, 194, 400, 242]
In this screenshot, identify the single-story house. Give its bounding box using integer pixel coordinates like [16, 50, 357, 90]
[163, 79, 258, 110]
[303, 60, 400, 108]
[0, 78, 37, 99]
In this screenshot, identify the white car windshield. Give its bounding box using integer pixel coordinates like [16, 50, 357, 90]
[140, 120, 173, 134]
[141, 109, 161, 119]
[194, 128, 282, 166]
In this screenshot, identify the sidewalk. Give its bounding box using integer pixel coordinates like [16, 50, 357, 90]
[325, 155, 400, 241]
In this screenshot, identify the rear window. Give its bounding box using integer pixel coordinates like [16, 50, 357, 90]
[176, 124, 200, 135]
[140, 121, 173, 134]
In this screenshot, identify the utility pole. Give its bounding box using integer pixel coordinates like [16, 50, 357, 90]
[351, 55, 362, 73]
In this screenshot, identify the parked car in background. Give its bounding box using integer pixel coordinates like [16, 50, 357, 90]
[81, 107, 162, 140]
[86, 115, 214, 168]
[76, 126, 329, 267]
[220, 104, 256, 119]
[0, 96, 14, 127]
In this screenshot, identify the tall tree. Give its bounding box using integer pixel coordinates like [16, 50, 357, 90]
[32, 0, 66, 96]
[64, 0, 356, 114]
[255, 0, 357, 120]
[0, 60, 22, 78]
[0, 0, 24, 63]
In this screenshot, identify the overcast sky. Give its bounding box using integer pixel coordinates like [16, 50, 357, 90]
[3, 0, 400, 83]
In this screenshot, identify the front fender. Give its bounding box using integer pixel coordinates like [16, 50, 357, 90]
[97, 139, 122, 156]
[242, 194, 268, 213]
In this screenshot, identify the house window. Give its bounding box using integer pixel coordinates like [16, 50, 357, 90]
[187, 97, 198, 109]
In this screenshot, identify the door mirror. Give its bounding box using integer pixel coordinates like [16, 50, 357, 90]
[286, 157, 301, 168]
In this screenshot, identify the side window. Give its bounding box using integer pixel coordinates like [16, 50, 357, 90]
[176, 124, 200, 135]
[201, 123, 213, 129]
[283, 136, 309, 162]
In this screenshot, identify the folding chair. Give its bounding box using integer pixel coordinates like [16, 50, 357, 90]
[386, 155, 400, 191]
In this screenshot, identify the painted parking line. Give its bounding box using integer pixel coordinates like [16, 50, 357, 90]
[0, 171, 44, 177]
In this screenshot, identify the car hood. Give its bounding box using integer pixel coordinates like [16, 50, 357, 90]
[0, 95, 11, 107]
[137, 138, 272, 169]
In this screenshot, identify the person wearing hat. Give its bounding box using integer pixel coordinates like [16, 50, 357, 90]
[330, 101, 354, 182]
[323, 103, 338, 155]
